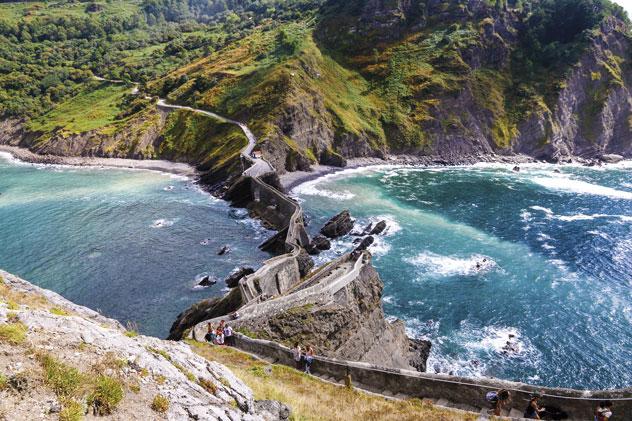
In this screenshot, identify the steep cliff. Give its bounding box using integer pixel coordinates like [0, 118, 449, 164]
[0, 270, 283, 420]
[229, 260, 432, 372]
[146, 0, 632, 172]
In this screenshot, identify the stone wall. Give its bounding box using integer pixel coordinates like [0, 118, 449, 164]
[231, 334, 632, 420]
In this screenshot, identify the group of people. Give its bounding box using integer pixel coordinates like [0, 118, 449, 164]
[291, 343, 315, 375]
[486, 389, 614, 420]
[204, 320, 234, 346]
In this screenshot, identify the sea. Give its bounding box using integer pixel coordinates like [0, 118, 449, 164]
[293, 162, 632, 390]
[0, 152, 272, 337]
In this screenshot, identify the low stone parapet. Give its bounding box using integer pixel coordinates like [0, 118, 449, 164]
[231, 334, 632, 420]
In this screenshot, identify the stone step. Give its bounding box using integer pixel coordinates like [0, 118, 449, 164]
[509, 408, 525, 419]
[435, 398, 450, 407]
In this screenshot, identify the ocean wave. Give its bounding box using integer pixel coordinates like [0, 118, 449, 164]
[405, 252, 497, 278]
[531, 176, 632, 200]
[423, 324, 541, 378]
[291, 180, 355, 200]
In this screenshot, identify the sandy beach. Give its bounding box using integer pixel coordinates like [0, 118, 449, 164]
[0, 145, 197, 176]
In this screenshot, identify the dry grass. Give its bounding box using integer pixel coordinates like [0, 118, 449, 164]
[189, 341, 474, 421]
[0, 322, 28, 345]
[151, 394, 169, 413]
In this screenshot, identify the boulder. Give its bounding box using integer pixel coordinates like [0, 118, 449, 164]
[307, 235, 331, 255]
[512, 166, 520, 172]
[296, 248, 315, 277]
[601, 154, 624, 164]
[408, 338, 432, 372]
[225, 267, 255, 288]
[218, 245, 231, 256]
[254, 400, 292, 420]
[198, 275, 217, 287]
[369, 220, 387, 235]
[354, 236, 374, 253]
[320, 210, 354, 239]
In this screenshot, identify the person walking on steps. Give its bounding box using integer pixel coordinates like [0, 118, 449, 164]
[291, 343, 302, 370]
[205, 323, 216, 343]
[485, 389, 510, 416]
[595, 401, 613, 421]
[524, 395, 545, 419]
[304, 345, 315, 375]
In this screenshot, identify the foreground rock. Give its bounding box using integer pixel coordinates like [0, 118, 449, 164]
[369, 220, 387, 236]
[0, 270, 277, 420]
[320, 210, 354, 239]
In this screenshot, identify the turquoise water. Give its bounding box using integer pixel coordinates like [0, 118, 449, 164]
[294, 163, 632, 390]
[0, 153, 271, 337]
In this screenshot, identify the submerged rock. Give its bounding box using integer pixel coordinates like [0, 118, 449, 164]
[320, 210, 354, 239]
[225, 267, 255, 288]
[218, 245, 231, 256]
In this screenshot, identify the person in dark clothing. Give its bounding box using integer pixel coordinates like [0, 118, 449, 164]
[486, 389, 510, 415]
[595, 400, 613, 421]
[524, 395, 545, 419]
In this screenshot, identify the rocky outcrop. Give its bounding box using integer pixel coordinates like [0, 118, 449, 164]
[307, 235, 331, 255]
[320, 210, 354, 239]
[169, 288, 243, 340]
[226, 256, 431, 372]
[225, 267, 255, 289]
[0, 270, 278, 420]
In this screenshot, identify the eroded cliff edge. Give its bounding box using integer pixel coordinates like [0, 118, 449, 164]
[0, 270, 285, 421]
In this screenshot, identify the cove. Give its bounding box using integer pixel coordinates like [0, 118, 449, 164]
[294, 162, 632, 390]
[0, 153, 271, 337]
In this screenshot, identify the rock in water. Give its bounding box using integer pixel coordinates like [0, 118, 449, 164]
[354, 236, 374, 252]
[198, 275, 216, 287]
[225, 267, 255, 288]
[320, 210, 354, 239]
[512, 166, 521, 172]
[307, 235, 331, 255]
[218, 245, 231, 255]
[369, 220, 387, 235]
[601, 154, 624, 163]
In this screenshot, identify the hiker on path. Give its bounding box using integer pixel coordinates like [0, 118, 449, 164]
[485, 389, 510, 416]
[291, 343, 302, 370]
[224, 324, 234, 346]
[595, 401, 613, 421]
[524, 395, 545, 419]
[304, 345, 315, 375]
[215, 328, 225, 345]
[205, 323, 216, 343]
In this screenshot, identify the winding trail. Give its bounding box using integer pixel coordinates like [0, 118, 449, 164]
[93, 75, 273, 177]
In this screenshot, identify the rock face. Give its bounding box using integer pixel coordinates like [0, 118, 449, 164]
[353, 236, 374, 253]
[225, 267, 255, 289]
[307, 235, 331, 255]
[169, 288, 243, 340]
[229, 258, 431, 372]
[320, 210, 354, 239]
[0, 270, 276, 420]
[369, 221, 387, 236]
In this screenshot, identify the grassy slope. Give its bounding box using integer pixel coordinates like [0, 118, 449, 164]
[0, 0, 140, 24]
[27, 81, 132, 134]
[189, 341, 477, 421]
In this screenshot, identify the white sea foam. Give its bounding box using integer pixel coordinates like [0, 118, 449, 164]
[291, 180, 355, 200]
[530, 205, 554, 216]
[405, 252, 496, 277]
[151, 218, 175, 228]
[531, 176, 632, 200]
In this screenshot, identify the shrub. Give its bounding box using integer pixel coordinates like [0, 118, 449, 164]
[0, 322, 28, 345]
[59, 399, 84, 421]
[128, 382, 141, 394]
[6, 300, 19, 310]
[38, 353, 85, 398]
[50, 307, 70, 316]
[87, 375, 124, 415]
[0, 373, 7, 390]
[198, 377, 217, 394]
[151, 394, 169, 413]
